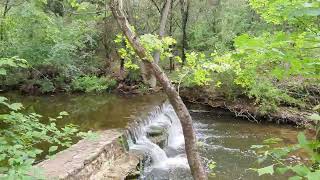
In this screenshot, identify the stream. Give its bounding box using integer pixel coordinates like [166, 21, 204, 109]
[2, 93, 299, 179]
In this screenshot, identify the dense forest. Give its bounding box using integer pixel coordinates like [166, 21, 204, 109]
[0, 0, 320, 179]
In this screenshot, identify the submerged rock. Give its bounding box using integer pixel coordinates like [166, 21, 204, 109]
[147, 124, 168, 137]
[147, 125, 169, 148]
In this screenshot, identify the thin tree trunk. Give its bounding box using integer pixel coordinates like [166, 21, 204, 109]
[149, 0, 172, 87]
[0, 0, 10, 41]
[169, 0, 175, 72]
[179, 0, 190, 65]
[109, 1, 207, 179]
[154, 0, 171, 63]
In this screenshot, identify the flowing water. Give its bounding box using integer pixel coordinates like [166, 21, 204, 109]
[1, 93, 300, 179]
[126, 102, 299, 180]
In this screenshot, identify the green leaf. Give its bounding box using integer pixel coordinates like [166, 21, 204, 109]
[7, 103, 23, 111]
[257, 155, 268, 164]
[0, 68, 7, 75]
[59, 111, 69, 116]
[257, 165, 274, 176]
[313, 105, 320, 111]
[308, 114, 320, 122]
[48, 146, 58, 153]
[0, 154, 6, 161]
[288, 176, 302, 180]
[291, 165, 310, 176]
[306, 171, 320, 180]
[0, 96, 8, 103]
[49, 117, 56, 122]
[276, 166, 290, 175]
[77, 131, 99, 141]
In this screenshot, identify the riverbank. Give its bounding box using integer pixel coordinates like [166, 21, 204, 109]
[179, 87, 315, 127]
[2, 88, 315, 127]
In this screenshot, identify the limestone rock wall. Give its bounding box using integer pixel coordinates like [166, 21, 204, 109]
[36, 129, 139, 180]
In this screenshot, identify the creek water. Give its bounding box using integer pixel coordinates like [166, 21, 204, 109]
[2, 93, 300, 179]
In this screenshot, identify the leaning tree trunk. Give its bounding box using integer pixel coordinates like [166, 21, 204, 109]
[109, 0, 207, 179]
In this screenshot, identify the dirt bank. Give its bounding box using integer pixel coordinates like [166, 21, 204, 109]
[180, 87, 314, 127]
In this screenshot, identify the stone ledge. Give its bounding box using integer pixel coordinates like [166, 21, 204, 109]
[36, 129, 132, 180]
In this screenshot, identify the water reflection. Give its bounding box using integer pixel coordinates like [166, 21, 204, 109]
[2, 92, 166, 131]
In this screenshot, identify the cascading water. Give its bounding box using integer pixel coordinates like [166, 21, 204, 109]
[127, 101, 192, 179]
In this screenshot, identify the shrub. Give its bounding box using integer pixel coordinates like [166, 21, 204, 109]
[71, 76, 117, 93]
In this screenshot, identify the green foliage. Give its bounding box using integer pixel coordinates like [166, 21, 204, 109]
[37, 78, 56, 93]
[115, 33, 176, 66]
[171, 52, 213, 87]
[0, 57, 28, 76]
[250, 115, 320, 179]
[250, 132, 320, 180]
[177, 0, 319, 113]
[208, 161, 217, 177]
[188, 0, 270, 53]
[0, 0, 106, 93]
[71, 75, 116, 93]
[0, 97, 81, 178]
[249, 0, 320, 26]
[0, 60, 92, 179]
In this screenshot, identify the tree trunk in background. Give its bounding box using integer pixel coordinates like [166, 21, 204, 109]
[169, 0, 175, 72]
[0, 0, 10, 41]
[148, 0, 172, 88]
[109, 0, 207, 179]
[179, 0, 190, 65]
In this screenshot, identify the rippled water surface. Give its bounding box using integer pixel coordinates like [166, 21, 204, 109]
[190, 105, 299, 180]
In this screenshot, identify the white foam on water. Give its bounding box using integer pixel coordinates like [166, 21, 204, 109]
[127, 102, 190, 176]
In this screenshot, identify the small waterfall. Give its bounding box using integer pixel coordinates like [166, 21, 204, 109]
[126, 101, 191, 179]
[167, 108, 185, 150]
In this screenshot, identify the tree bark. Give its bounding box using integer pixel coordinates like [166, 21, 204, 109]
[148, 0, 172, 87]
[169, 0, 175, 72]
[109, 0, 207, 179]
[179, 0, 190, 65]
[154, 0, 172, 63]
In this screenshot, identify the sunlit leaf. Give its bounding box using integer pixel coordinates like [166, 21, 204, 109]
[48, 146, 58, 153]
[0, 68, 7, 75]
[290, 165, 310, 176]
[7, 103, 23, 111]
[306, 171, 320, 180]
[288, 176, 302, 180]
[308, 114, 320, 122]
